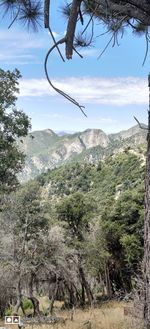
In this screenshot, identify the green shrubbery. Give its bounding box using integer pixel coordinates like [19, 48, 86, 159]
[23, 298, 33, 310]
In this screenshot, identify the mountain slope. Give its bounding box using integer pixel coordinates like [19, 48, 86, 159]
[18, 125, 147, 182]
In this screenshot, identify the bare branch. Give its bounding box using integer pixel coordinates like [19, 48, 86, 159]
[8, 5, 20, 29]
[44, 0, 50, 28]
[44, 0, 65, 62]
[142, 30, 149, 66]
[73, 46, 84, 58]
[79, 7, 84, 25]
[48, 27, 65, 62]
[82, 0, 101, 36]
[134, 116, 148, 130]
[44, 37, 87, 117]
[97, 34, 114, 59]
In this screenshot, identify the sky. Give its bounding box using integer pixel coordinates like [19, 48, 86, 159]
[0, 1, 150, 133]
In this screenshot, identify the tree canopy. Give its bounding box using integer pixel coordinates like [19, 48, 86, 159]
[1, 1, 150, 326]
[0, 68, 31, 193]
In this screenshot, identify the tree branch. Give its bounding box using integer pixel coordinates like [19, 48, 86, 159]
[44, 0, 50, 28]
[44, 37, 87, 116]
[134, 116, 148, 130]
[65, 0, 83, 59]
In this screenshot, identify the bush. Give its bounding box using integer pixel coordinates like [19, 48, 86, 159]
[5, 307, 13, 316]
[23, 299, 33, 310]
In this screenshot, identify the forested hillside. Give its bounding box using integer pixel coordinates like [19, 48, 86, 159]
[18, 125, 147, 182]
[0, 147, 145, 316]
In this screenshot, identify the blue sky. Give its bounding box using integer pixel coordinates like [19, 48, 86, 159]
[0, 1, 149, 133]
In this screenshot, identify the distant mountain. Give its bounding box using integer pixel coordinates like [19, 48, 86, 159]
[56, 131, 77, 136]
[18, 125, 147, 182]
[109, 124, 147, 142]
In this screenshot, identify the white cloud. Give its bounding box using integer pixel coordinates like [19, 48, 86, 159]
[78, 48, 99, 57]
[19, 76, 148, 106]
[48, 31, 61, 39]
[0, 29, 49, 64]
[0, 29, 46, 48]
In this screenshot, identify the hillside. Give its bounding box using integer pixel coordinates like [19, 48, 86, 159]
[32, 148, 145, 292]
[1, 139, 146, 318]
[18, 125, 147, 182]
[38, 149, 145, 206]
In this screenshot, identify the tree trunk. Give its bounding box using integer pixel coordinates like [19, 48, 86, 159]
[105, 265, 113, 298]
[28, 273, 41, 317]
[13, 277, 25, 316]
[66, 283, 75, 307]
[81, 281, 85, 306]
[79, 266, 93, 305]
[144, 100, 150, 328]
[49, 280, 58, 315]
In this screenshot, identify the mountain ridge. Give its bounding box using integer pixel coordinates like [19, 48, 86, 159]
[18, 125, 147, 182]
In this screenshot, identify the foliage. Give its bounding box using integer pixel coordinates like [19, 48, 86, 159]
[101, 185, 144, 291]
[5, 307, 13, 316]
[41, 151, 145, 291]
[0, 68, 31, 193]
[0, 0, 148, 320]
[23, 298, 33, 310]
[84, 219, 110, 278]
[1, 0, 43, 31]
[57, 192, 95, 248]
[0, 144, 146, 314]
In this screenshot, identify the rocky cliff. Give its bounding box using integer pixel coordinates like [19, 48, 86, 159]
[18, 125, 147, 182]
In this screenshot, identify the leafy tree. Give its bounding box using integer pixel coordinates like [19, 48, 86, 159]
[2, 1, 150, 325]
[56, 192, 95, 243]
[1, 180, 78, 315]
[57, 192, 95, 305]
[0, 181, 49, 315]
[101, 187, 144, 292]
[0, 68, 31, 193]
[84, 219, 110, 296]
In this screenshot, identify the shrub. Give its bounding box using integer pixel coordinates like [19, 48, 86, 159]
[23, 299, 33, 310]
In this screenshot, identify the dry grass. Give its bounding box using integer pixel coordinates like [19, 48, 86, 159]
[0, 300, 143, 329]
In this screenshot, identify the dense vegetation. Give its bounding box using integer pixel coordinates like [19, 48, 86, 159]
[0, 148, 145, 316]
[0, 68, 31, 194]
[1, 0, 150, 326]
[0, 63, 146, 321]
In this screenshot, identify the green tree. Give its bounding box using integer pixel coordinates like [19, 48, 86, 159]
[101, 187, 144, 292]
[0, 68, 31, 193]
[84, 219, 110, 297]
[57, 192, 95, 305]
[57, 192, 94, 243]
[0, 181, 49, 315]
[2, 1, 150, 326]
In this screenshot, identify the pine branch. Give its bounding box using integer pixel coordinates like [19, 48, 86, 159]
[65, 0, 83, 59]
